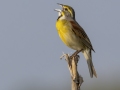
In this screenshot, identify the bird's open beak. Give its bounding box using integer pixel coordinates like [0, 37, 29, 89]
[55, 3, 64, 11]
[54, 3, 63, 13]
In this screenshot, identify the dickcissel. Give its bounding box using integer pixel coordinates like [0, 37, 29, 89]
[55, 4, 97, 78]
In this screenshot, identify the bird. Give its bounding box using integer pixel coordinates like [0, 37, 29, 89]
[55, 5, 97, 78]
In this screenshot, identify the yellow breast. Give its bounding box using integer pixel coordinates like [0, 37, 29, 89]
[56, 20, 70, 44]
[56, 19, 81, 50]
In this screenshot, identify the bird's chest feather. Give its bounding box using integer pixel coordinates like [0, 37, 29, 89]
[56, 20, 81, 49]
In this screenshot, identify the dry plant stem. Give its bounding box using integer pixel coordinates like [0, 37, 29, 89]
[61, 52, 83, 90]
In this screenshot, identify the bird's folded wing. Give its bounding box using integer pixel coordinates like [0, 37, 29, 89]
[70, 21, 95, 52]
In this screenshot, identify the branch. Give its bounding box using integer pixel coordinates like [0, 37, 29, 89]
[60, 53, 84, 90]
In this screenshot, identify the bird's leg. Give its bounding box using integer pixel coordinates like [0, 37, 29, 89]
[70, 49, 83, 59]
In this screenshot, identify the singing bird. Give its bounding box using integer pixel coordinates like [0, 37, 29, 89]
[55, 5, 97, 78]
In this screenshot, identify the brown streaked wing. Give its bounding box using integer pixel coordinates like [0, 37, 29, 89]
[70, 21, 95, 52]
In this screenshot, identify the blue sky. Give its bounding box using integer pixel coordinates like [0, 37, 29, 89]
[0, 0, 120, 90]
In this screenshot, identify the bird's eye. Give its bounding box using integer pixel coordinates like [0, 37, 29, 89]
[64, 8, 68, 11]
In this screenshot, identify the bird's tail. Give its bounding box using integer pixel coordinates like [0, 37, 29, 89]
[83, 49, 97, 78]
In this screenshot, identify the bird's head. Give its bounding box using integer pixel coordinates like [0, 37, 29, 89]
[57, 3, 75, 20]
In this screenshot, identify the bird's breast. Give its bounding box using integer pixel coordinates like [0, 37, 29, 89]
[56, 20, 83, 50]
